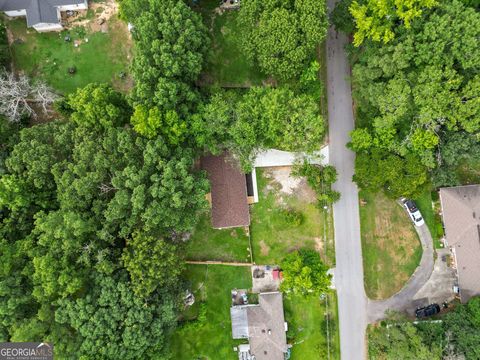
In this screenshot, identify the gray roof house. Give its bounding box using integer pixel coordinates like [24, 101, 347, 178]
[439, 185, 480, 303]
[0, 0, 87, 32]
[231, 292, 288, 360]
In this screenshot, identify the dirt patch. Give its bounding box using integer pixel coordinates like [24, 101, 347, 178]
[265, 167, 301, 195]
[263, 167, 317, 204]
[314, 237, 323, 252]
[259, 240, 270, 256]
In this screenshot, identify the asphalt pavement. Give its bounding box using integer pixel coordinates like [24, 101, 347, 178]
[326, 1, 368, 358]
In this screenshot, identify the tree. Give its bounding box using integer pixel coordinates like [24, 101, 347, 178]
[122, 232, 183, 297]
[353, 149, 428, 198]
[350, 1, 480, 175]
[229, 87, 326, 170]
[332, 0, 355, 34]
[0, 20, 10, 69]
[130, 105, 187, 144]
[280, 249, 331, 295]
[127, 0, 209, 113]
[349, 0, 437, 46]
[190, 91, 238, 155]
[292, 162, 340, 206]
[55, 271, 177, 360]
[238, 0, 328, 79]
[66, 83, 131, 128]
[443, 297, 480, 359]
[0, 71, 57, 122]
[368, 319, 442, 359]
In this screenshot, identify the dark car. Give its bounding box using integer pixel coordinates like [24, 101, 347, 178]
[403, 200, 418, 213]
[415, 304, 440, 318]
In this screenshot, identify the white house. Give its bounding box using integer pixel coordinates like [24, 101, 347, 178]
[0, 0, 88, 32]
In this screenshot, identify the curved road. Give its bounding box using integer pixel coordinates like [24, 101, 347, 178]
[326, 1, 368, 359]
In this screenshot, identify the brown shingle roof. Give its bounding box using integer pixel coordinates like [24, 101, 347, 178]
[201, 153, 250, 229]
[439, 185, 480, 303]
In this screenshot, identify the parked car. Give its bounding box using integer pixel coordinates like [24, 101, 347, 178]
[402, 199, 425, 226]
[415, 304, 440, 318]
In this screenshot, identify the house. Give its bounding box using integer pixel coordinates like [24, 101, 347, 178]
[201, 146, 329, 229]
[201, 153, 251, 229]
[439, 185, 480, 303]
[0, 0, 88, 32]
[231, 292, 288, 360]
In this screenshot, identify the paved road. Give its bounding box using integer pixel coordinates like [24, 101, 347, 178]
[368, 222, 434, 322]
[326, 1, 368, 358]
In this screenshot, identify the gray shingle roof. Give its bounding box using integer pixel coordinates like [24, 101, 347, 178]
[439, 185, 480, 303]
[231, 292, 288, 360]
[0, 0, 85, 26]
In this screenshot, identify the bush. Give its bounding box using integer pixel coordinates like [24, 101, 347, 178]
[279, 208, 304, 226]
[177, 303, 207, 334]
[0, 21, 10, 69]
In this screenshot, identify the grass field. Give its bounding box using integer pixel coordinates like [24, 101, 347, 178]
[7, 17, 131, 94]
[250, 168, 335, 266]
[359, 190, 423, 299]
[170, 265, 252, 359]
[197, 0, 267, 87]
[184, 213, 251, 262]
[414, 190, 444, 249]
[285, 293, 340, 360]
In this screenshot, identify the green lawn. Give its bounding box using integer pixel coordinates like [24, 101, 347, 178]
[359, 190, 423, 299]
[7, 17, 131, 94]
[285, 293, 340, 360]
[197, 1, 267, 87]
[184, 213, 252, 262]
[414, 190, 444, 249]
[170, 265, 252, 359]
[250, 168, 335, 266]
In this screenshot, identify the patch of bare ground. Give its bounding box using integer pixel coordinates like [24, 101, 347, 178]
[259, 240, 270, 257]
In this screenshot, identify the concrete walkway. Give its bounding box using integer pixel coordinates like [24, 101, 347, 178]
[367, 223, 434, 322]
[254, 147, 329, 168]
[326, 0, 368, 358]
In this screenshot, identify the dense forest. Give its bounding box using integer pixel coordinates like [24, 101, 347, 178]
[334, 0, 480, 198]
[0, 0, 328, 358]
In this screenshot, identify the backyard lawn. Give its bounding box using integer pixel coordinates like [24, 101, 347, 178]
[359, 190, 423, 299]
[197, 0, 267, 87]
[285, 293, 340, 360]
[250, 168, 335, 266]
[6, 17, 131, 94]
[184, 213, 251, 263]
[170, 265, 252, 359]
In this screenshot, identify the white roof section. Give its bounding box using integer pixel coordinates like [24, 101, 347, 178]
[254, 146, 329, 168]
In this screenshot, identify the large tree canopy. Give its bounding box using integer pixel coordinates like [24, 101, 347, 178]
[124, 0, 209, 113]
[0, 83, 208, 358]
[193, 86, 326, 170]
[55, 271, 176, 360]
[350, 1, 480, 196]
[349, 0, 437, 45]
[238, 0, 328, 79]
[280, 249, 331, 296]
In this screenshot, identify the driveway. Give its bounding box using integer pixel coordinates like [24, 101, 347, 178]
[326, 0, 368, 358]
